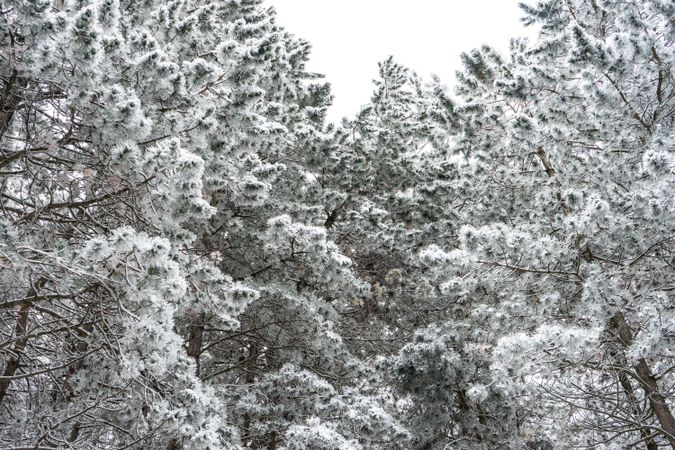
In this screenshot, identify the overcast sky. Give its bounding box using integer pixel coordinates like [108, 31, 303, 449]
[267, 1, 537, 121]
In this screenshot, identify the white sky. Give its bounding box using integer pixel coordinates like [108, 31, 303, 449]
[267, 0, 537, 121]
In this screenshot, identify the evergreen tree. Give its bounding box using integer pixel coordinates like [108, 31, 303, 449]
[1, 0, 673, 448]
[0, 0, 378, 448]
[422, 0, 675, 446]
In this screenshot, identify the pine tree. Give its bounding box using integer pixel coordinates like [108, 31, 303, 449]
[422, 0, 675, 446]
[2, 0, 673, 448]
[0, 0, 374, 447]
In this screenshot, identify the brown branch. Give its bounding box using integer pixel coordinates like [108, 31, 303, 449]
[603, 73, 652, 133]
[610, 312, 675, 447]
[478, 259, 583, 280]
[0, 277, 47, 405]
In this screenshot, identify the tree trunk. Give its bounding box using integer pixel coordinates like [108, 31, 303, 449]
[187, 313, 205, 377]
[0, 69, 24, 142]
[166, 437, 182, 450]
[267, 431, 277, 450]
[66, 322, 95, 444]
[610, 312, 675, 448]
[616, 369, 658, 450]
[634, 359, 675, 449]
[0, 278, 47, 405]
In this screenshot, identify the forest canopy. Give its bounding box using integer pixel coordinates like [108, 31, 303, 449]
[0, 0, 673, 449]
